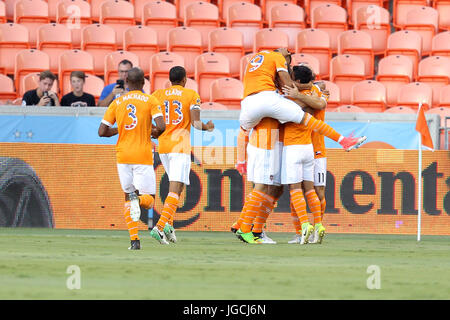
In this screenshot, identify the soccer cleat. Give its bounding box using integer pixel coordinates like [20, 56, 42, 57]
[236, 229, 261, 244]
[128, 239, 141, 250]
[257, 231, 276, 244]
[163, 223, 177, 243]
[150, 226, 169, 245]
[128, 192, 141, 222]
[339, 135, 367, 152]
[288, 234, 301, 244]
[308, 231, 315, 243]
[311, 223, 326, 244]
[230, 221, 240, 234]
[300, 222, 314, 245]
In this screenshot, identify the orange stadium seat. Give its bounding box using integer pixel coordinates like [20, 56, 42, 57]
[14, 49, 50, 94]
[434, 0, 450, 31]
[14, 0, 50, 47]
[0, 23, 30, 75]
[338, 30, 374, 79]
[402, 6, 439, 56]
[347, 0, 384, 25]
[383, 105, 416, 113]
[58, 49, 95, 96]
[269, 3, 306, 51]
[185, 1, 220, 50]
[195, 52, 231, 101]
[239, 52, 254, 81]
[0, 74, 17, 100]
[200, 101, 229, 110]
[5, 0, 19, 21]
[321, 80, 341, 108]
[36, 23, 72, 73]
[20, 72, 57, 96]
[100, 0, 135, 50]
[83, 74, 104, 104]
[431, 31, 450, 56]
[291, 53, 321, 78]
[304, 0, 342, 24]
[167, 26, 203, 78]
[164, 77, 199, 91]
[396, 82, 433, 110]
[386, 30, 422, 78]
[133, 0, 154, 23]
[260, 0, 297, 22]
[150, 51, 185, 92]
[393, 0, 427, 29]
[56, 0, 92, 50]
[311, 4, 348, 53]
[104, 50, 140, 85]
[253, 28, 289, 53]
[330, 54, 366, 105]
[227, 2, 263, 52]
[142, 1, 178, 50]
[296, 28, 332, 79]
[351, 80, 387, 112]
[417, 56, 450, 107]
[376, 55, 413, 107]
[355, 5, 391, 55]
[218, 0, 253, 22]
[89, 0, 105, 22]
[0, 1, 7, 23]
[81, 24, 117, 75]
[209, 27, 245, 78]
[123, 25, 159, 77]
[210, 77, 243, 109]
[438, 85, 450, 107]
[335, 104, 366, 112]
[175, 0, 211, 20]
[47, 0, 60, 22]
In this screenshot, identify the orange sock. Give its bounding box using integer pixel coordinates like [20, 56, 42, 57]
[156, 192, 179, 231]
[138, 194, 154, 209]
[237, 127, 249, 164]
[320, 198, 326, 221]
[303, 113, 342, 142]
[252, 193, 275, 233]
[232, 194, 251, 230]
[124, 201, 139, 240]
[305, 190, 322, 224]
[290, 203, 301, 234]
[240, 190, 265, 233]
[290, 189, 309, 224]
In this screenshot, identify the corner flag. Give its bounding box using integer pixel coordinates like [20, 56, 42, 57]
[415, 104, 434, 150]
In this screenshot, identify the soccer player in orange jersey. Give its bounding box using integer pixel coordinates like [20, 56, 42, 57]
[98, 67, 165, 250]
[150, 66, 214, 245]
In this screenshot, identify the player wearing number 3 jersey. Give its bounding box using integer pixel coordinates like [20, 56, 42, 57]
[98, 67, 166, 250]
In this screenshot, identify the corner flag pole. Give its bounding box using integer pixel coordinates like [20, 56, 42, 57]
[417, 128, 422, 242]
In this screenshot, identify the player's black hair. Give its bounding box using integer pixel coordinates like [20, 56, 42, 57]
[292, 65, 314, 84]
[169, 66, 186, 84]
[127, 67, 145, 88]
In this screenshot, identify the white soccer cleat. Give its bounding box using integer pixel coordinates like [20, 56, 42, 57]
[164, 223, 177, 243]
[300, 223, 314, 245]
[258, 231, 276, 244]
[150, 226, 169, 245]
[308, 231, 315, 243]
[128, 192, 141, 222]
[288, 234, 301, 244]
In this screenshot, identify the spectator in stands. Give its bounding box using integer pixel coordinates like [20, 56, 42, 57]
[22, 70, 60, 107]
[97, 59, 133, 107]
[60, 71, 96, 107]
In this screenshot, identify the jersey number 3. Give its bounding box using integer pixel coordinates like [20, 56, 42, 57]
[164, 100, 183, 125]
[125, 104, 137, 130]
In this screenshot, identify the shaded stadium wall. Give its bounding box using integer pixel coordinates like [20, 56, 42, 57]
[0, 143, 449, 235]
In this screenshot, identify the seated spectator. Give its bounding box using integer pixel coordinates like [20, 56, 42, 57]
[60, 71, 96, 107]
[97, 59, 133, 107]
[22, 70, 60, 106]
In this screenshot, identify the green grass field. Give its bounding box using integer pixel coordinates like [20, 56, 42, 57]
[0, 228, 449, 300]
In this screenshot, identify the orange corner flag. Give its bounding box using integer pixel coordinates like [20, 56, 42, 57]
[415, 105, 434, 150]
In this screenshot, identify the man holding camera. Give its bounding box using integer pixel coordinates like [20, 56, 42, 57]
[97, 59, 133, 107]
[21, 70, 60, 106]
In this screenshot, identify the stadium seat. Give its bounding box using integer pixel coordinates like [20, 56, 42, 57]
[431, 31, 450, 57]
[396, 82, 433, 110]
[434, 0, 450, 31]
[167, 26, 203, 78]
[218, 0, 253, 22]
[268, 3, 306, 51]
[321, 80, 341, 108]
[184, 1, 220, 49]
[311, 4, 348, 53]
[402, 6, 439, 56]
[133, 0, 153, 23]
[296, 29, 332, 79]
[175, 0, 211, 20]
[338, 30, 374, 79]
[291, 53, 321, 78]
[58, 49, 95, 96]
[438, 85, 450, 107]
[335, 104, 366, 112]
[240, 53, 254, 81]
[104, 50, 140, 85]
[0, 23, 30, 75]
[83, 74, 104, 105]
[417, 56, 450, 107]
[209, 27, 245, 78]
[164, 77, 199, 91]
[100, 0, 135, 50]
[142, 1, 178, 50]
[383, 105, 416, 113]
[56, 0, 92, 49]
[5, 0, 18, 21]
[355, 5, 391, 55]
[14, 49, 50, 95]
[227, 2, 263, 52]
[351, 80, 387, 112]
[195, 52, 231, 101]
[260, 0, 297, 23]
[304, 0, 342, 24]
[347, 0, 384, 25]
[200, 101, 229, 110]
[253, 28, 289, 53]
[89, 0, 105, 22]
[150, 51, 185, 92]
[0, 74, 17, 100]
[386, 30, 422, 78]
[123, 25, 158, 77]
[81, 24, 117, 75]
[330, 54, 366, 105]
[14, 0, 50, 47]
[36, 23, 72, 73]
[20, 72, 58, 97]
[376, 54, 414, 106]
[426, 106, 450, 149]
[0, 1, 7, 23]
[209, 77, 243, 109]
[393, 0, 427, 28]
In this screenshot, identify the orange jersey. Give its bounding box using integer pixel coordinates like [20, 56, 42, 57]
[152, 85, 201, 154]
[243, 50, 289, 98]
[249, 118, 281, 150]
[102, 90, 163, 165]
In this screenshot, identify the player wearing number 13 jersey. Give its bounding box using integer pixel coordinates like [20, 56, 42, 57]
[99, 67, 166, 250]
